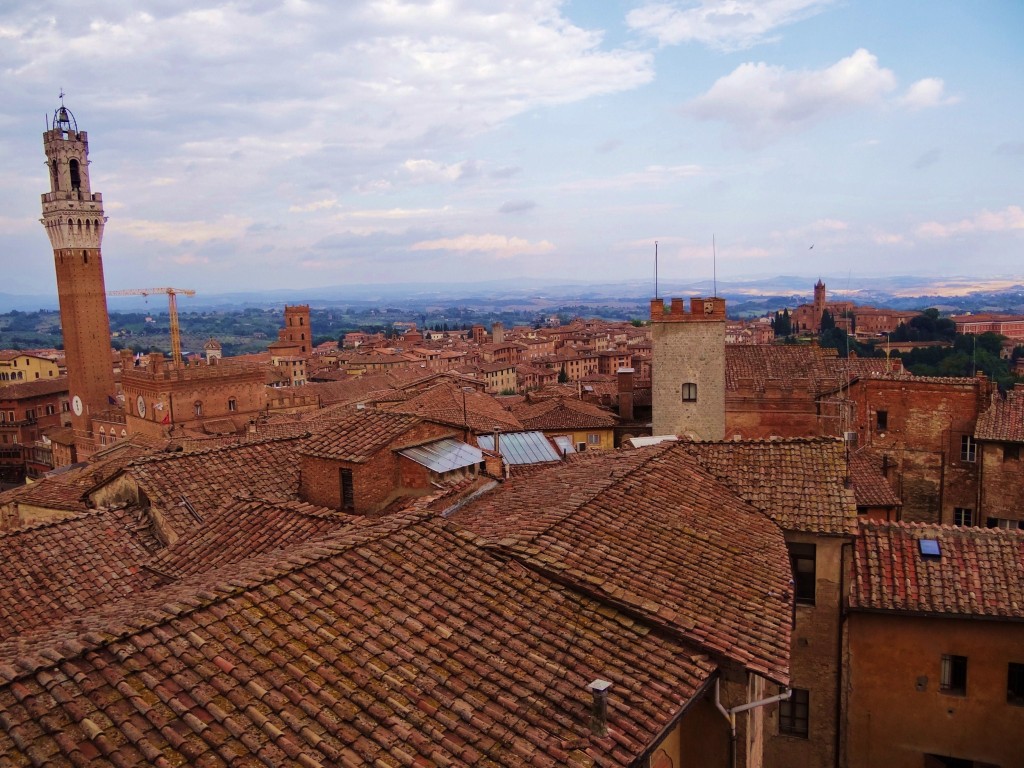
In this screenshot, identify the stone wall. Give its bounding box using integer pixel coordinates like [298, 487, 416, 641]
[651, 297, 726, 440]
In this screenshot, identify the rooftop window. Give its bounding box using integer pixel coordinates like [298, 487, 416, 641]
[919, 539, 941, 558]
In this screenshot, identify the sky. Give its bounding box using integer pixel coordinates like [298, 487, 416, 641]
[1, 0, 1022, 296]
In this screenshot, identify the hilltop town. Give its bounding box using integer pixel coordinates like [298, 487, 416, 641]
[1, 104, 1023, 768]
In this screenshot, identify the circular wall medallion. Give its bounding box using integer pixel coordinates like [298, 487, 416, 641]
[72, 395, 83, 416]
[136, 395, 147, 418]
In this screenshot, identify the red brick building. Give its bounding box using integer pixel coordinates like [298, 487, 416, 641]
[952, 312, 1024, 340]
[829, 373, 993, 524]
[121, 352, 267, 438]
[298, 409, 476, 514]
[0, 378, 69, 483]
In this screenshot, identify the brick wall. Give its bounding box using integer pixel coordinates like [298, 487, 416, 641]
[978, 442, 1024, 525]
[835, 377, 988, 524]
[300, 421, 454, 513]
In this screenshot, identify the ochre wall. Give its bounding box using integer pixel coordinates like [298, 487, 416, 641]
[764, 534, 846, 768]
[845, 612, 1024, 768]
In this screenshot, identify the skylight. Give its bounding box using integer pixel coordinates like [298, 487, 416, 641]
[919, 539, 941, 558]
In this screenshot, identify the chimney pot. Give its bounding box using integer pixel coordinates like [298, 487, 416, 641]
[587, 679, 612, 737]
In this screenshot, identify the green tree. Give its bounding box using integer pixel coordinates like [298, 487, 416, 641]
[771, 308, 792, 337]
[557, 366, 568, 383]
[820, 309, 836, 332]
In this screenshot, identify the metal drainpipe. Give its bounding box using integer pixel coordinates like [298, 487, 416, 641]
[714, 678, 793, 768]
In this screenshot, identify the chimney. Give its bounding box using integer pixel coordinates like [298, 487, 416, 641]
[587, 679, 612, 737]
[617, 367, 634, 422]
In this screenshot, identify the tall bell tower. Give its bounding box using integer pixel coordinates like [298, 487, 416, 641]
[40, 99, 115, 457]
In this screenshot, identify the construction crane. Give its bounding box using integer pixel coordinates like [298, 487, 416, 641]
[107, 287, 196, 364]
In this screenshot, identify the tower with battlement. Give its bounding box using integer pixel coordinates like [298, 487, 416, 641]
[650, 296, 726, 440]
[40, 101, 115, 458]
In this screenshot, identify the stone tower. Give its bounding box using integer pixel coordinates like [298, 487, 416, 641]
[813, 279, 826, 329]
[279, 305, 311, 354]
[650, 296, 726, 440]
[40, 101, 115, 455]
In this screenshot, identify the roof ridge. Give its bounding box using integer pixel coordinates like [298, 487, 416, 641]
[129, 433, 306, 466]
[859, 519, 1024, 537]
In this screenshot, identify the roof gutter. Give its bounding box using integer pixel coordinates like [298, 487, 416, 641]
[714, 678, 792, 768]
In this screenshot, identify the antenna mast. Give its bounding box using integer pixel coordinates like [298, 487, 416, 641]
[655, 240, 659, 298]
[713, 235, 717, 298]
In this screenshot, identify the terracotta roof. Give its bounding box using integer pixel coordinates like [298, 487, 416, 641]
[299, 409, 424, 461]
[850, 520, 1024, 618]
[511, 397, 618, 431]
[680, 438, 858, 536]
[386, 382, 524, 433]
[975, 389, 1024, 443]
[847, 449, 902, 508]
[0, 506, 161, 642]
[725, 345, 893, 396]
[141, 496, 353, 582]
[0, 376, 69, 400]
[115, 436, 305, 533]
[452, 444, 793, 684]
[298, 373, 406, 406]
[0, 437, 173, 518]
[0, 511, 716, 767]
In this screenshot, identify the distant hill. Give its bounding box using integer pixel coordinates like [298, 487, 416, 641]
[2, 277, 1023, 315]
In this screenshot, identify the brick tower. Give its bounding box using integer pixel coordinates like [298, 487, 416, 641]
[280, 305, 311, 354]
[40, 100, 115, 456]
[650, 296, 726, 440]
[813, 279, 826, 329]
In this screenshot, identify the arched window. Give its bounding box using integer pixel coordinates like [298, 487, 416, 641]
[228, 398, 237, 412]
[69, 159, 81, 190]
[299, 317, 304, 326]
[194, 401, 203, 417]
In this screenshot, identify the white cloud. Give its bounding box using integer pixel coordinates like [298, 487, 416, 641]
[116, 215, 253, 245]
[401, 159, 471, 184]
[411, 233, 555, 258]
[899, 77, 959, 109]
[627, 0, 832, 50]
[289, 198, 340, 213]
[687, 49, 897, 142]
[559, 164, 704, 191]
[916, 206, 1024, 239]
